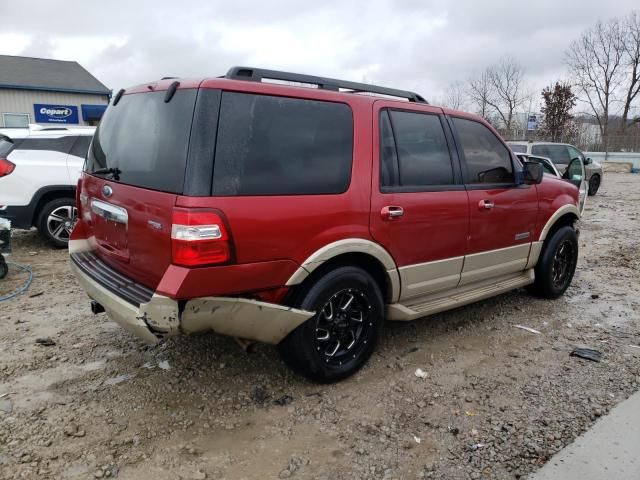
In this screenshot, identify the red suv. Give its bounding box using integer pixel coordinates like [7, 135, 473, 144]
[70, 67, 581, 382]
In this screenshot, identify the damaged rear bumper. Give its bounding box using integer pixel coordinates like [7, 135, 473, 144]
[69, 250, 314, 345]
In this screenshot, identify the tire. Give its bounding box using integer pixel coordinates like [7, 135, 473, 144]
[588, 174, 600, 196]
[36, 198, 77, 248]
[0, 259, 7, 279]
[278, 266, 384, 383]
[530, 226, 578, 299]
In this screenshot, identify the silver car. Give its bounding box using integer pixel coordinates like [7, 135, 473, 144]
[508, 141, 603, 196]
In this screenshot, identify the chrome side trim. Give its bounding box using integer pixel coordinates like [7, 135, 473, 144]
[398, 256, 464, 301]
[285, 239, 401, 302]
[460, 243, 531, 286]
[90, 199, 128, 224]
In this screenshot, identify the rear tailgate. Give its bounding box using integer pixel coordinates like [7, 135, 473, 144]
[81, 175, 176, 289]
[78, 86, 198, 290]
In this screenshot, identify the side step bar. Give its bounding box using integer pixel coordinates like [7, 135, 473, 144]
[386, 270, 534, 321]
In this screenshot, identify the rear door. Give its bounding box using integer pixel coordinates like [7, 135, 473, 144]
[369, 101, 469, 301]
[450, 116, 538, 286]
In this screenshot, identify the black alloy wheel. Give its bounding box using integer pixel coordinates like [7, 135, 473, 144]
[314, 288, 374, 366]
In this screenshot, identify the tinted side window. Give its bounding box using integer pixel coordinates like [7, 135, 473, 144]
[70, 135, 92, 159]
[532, 144, 570, 164]
[509, 144, 527, 153]
[453, 118, 514, 184]
[567, 146, 583, 161]
[213, 93, 353, 196]
[379, 110, 399, 187]
[381, 110, 453, 188]
[0, 135, 14, 157]
[16, 136, 76, 154]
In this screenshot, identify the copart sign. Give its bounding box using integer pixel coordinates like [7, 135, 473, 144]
[33, 104, 79, 124]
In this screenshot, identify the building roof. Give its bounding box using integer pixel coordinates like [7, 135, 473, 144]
[0, 55, 110, 96]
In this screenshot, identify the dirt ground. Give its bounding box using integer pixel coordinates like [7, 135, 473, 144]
[1, 173, 639, 480]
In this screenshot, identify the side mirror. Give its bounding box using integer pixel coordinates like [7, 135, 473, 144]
[584, 157, 593, 165]
[563, 158, 583, 188]
[523, 162, 543, 184]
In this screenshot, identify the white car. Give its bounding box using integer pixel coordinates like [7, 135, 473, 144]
[0, 125, 95, 247]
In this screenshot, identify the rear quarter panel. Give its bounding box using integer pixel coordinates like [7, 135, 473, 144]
[175, 88, 375, 275]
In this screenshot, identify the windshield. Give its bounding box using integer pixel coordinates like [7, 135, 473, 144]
[85, 89, 197, 194]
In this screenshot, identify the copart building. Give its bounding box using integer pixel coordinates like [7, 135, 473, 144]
[0, 55, 110, 128]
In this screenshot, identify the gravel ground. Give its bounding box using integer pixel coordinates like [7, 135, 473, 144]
[1, 173, 639, 480]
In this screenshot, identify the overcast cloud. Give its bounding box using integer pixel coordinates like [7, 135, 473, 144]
[1, 0, 638, 109]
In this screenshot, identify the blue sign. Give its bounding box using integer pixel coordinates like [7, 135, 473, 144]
[527, 114, 538, 131]
[33, 104, 79, 124]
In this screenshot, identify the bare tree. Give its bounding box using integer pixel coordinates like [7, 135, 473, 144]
[441, 81, 467, 110]
[485, 56, 527, 135]
[621, 10, 640, 130]
[467, 69, 493, 119]
[566, 18, 625, 154]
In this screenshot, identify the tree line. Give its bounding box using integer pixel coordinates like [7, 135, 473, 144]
[439, 10, 640, 152]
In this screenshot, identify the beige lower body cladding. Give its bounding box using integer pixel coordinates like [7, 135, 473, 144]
[70, 256, 314, 345]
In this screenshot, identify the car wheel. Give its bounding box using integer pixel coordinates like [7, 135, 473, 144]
[0, 259, 7, 279]
[278, 266, 384, 383]
[588, 174, 600, 196]
[530, 226, 578, 299]
[36, 198, 77, 248]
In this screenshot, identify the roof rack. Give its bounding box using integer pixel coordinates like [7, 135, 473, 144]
[225, 66, 427, 103]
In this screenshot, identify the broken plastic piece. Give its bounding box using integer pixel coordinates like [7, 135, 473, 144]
[570, 347, 602, 362]
[414, 368, 428, 379]
[513, 324, 541, 334]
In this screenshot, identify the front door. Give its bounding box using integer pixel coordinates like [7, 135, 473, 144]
[450, 116, 538, 286]
[369, 101, 469, 302]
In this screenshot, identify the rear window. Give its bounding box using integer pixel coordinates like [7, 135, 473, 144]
[70, 135, 92, 159]
[15, 136, 76, 154]
[86, 90, 197, 194]
[212, 92, 353, 196]
[0, 135, 13, 157]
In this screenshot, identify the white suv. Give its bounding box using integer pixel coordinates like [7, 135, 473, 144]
[0, 125, 95, 247]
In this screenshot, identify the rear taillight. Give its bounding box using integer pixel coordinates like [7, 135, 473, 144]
[0, 159, 15, 177]
[171, 208, 232, 266]
[76, 177, 91, 223]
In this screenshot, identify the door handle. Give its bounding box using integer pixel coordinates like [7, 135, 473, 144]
[478, 200, 494, 210]
[381, 206, 404, 220]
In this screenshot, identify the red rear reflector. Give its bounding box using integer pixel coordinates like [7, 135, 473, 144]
[0, 159, 15, 177]
[171, 208, 231, 266]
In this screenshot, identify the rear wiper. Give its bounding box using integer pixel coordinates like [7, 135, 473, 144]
[92, 167, 121, 180]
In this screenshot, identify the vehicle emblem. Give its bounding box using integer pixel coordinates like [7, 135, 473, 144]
[102, 185, 113, 197]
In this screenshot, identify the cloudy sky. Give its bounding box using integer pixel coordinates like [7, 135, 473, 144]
[1, 0, 637, 109]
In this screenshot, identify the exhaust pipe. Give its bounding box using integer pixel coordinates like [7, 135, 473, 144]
[90, 300, 105, 315]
